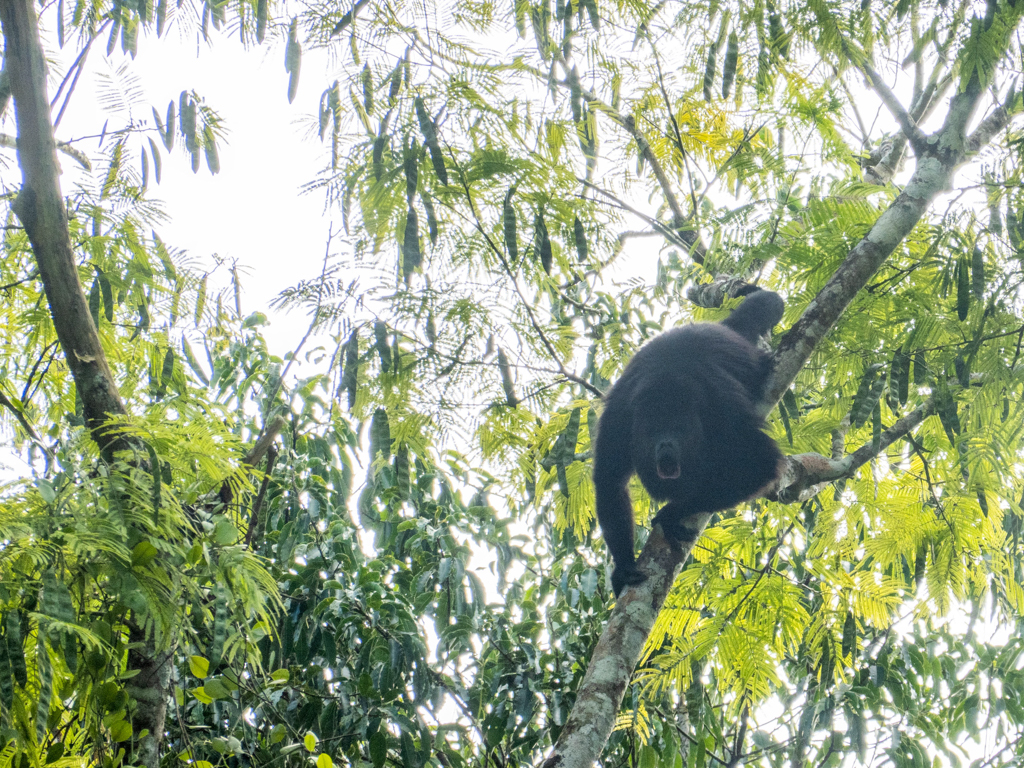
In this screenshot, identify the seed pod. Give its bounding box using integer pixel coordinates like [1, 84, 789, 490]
[956, 253, 970, 321]
[370, 407, 391, 459]
[989, 200, 1002, 236]
[404, 145, 418, 202]
[972, 246, 984, 300]
[256, 0, 267, 42]
[850, 363, 885, 429]
[402, 206, 422, 280]
[582, 0, 599, 30]
[514, 0, 527, 36]
[703, 41, 718, 101]
[394, 444, 410, 500]
[954, 353, 969, 388]
[342, 330, 359, 408]
[842, 611, 856, 659]
[208, 584, 229, 667]
[913, 349, 928, 385]
[374, 321, 392, 372]
[755, 43, 771, 96]
[389, 61, 402, 102]
[503, 188, 518, 263]
[891, 350, 910, 405]
[534, 211, 552, 274]
[935, 384, 960, 444]
[721, 32, 739, 99]
[285, 18, 301, 103]
[569, 66, 582, 122]
[573, 215, 588, 262]
[147, 137, 162, 184]
[203, 125, 219, 174]
[164, 100, 175, 150]
[421, 193, 438, 246]
[361, 64, 373, 113]
[497, 348, 518, 406]
[372, 135, 386, 180]
[415, 97, 448, 185]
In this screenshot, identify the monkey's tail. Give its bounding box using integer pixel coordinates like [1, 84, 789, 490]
[720, 290, 784, 344]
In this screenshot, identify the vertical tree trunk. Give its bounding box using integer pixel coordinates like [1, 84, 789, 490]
[0, 4, 169, 765]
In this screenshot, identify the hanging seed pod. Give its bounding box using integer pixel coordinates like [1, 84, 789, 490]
[421, 193, 438, 246]
[703, 41, 718, 101]
[285, 18, 301, 103]
[913, 349, 928, 385]
[342, 329, 359, 408]
[415, 97, 448, 185]
[497, 348, 518, 406]
[373, 321, 392, 372]
[361, 64, 373, 114]
[573, 215, 589, 262]
[956, 253, 970, 321]
[402, 206, 422, 280]
[569, 66, 582, 122]
[534, 211, 552, 274]
[721, 32, 739, 99]
[372, 135, 386, 181]
[503, 188, 518, 263]
[850, 363, 885, 429]
[256, 0, 267, 42]
[972, 246, 985, 300]
[404, 144, 419, 202]
[369, 407, 392, 459]
[989, 199, 1002, 236]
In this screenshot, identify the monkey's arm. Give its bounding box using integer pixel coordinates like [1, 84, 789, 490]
[720, 289, 784, 344]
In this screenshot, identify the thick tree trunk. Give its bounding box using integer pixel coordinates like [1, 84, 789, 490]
[0, 0, 131, 459]
[0, 4, 169, 766]
[540, 513, 710, 768]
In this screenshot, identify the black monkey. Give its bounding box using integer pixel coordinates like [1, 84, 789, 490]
[592, 290, 785, 596]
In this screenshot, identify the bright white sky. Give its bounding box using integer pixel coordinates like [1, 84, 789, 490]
[46, 10, 336, 354]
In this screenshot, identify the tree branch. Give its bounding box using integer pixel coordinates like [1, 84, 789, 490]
[539, 513, 711, 768]
[859, 62, 928, 154]
[774, 398, 935, 503]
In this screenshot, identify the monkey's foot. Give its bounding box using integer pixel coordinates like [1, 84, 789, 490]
[611, 566, 646, 598]
[652, 506, 703, 544]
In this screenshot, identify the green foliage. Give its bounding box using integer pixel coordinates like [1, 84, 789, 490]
[6, 0, 1024, 767]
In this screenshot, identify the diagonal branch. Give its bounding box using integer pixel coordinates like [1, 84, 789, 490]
[860, 62, 928, 154]
[775, 398, 935, 503]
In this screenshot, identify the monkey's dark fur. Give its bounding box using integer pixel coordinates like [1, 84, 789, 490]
[592, 290, 785, 596]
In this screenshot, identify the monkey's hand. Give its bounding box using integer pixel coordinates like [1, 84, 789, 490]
[611, 565, 647, 597]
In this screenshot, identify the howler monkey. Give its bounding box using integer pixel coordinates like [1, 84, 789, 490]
[592, 290, 785, 596]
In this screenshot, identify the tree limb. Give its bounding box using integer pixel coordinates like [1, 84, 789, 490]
[539, 512, 711, 768]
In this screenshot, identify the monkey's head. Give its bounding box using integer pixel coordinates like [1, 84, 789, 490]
[654, 439, 682, 479]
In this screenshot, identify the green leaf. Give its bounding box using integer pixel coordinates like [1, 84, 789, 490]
[188, 655, 211, 679]
[369, 732, 387, 768]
